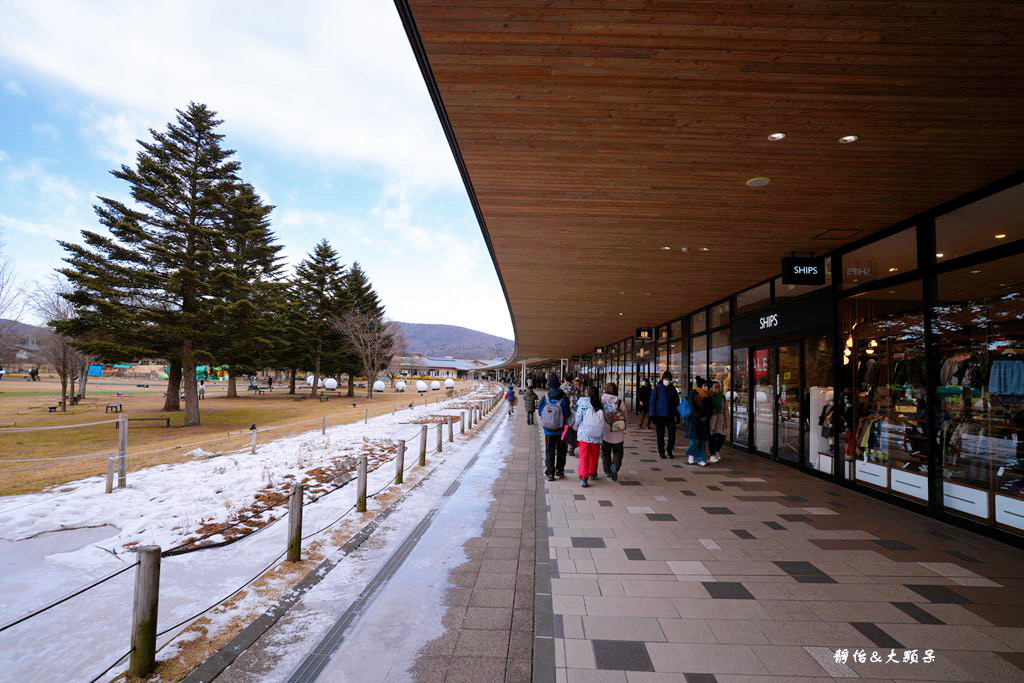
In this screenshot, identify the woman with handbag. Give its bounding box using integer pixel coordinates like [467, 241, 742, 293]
[600, 382, 627, 480]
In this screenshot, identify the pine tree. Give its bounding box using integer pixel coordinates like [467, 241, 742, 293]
[210, 183, 286, 397]
[288, 239, 349, 396]
[59, 102, 240, 425]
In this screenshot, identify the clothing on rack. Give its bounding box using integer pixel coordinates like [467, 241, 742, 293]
[991, 359, 1024, 396]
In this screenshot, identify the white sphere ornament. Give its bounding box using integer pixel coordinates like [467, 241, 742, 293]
[416, 380, 428, 393]
[306, 375, 315, 386]
[395, 381, 407, 392]
[755, 391, 768, 404]
[323, 378, 338, 390]
[444, 378, 455, 389]
[373, 380, 386, 392]
[431, 380, 441, 391]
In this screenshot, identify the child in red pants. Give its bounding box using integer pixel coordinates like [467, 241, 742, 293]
[574, 386, 605, 488]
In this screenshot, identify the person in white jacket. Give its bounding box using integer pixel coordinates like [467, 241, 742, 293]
[573, 385, 605, 488]
[600, 382, 627, 481]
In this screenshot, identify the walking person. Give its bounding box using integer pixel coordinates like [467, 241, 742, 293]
[506, 383, 516, 415]
[523, 383, 538, 425]
[198, 379, 206, 400]
[637, 377, 652, 429]
[538, 373, 570, 480]
[686, 378, 713, 465]
[649, 371, 680, 458]
[574, 385, 605, 487]
[600, 382, 627, 480]
[561, 375, 580, 455]
[707, 381, 727, 463]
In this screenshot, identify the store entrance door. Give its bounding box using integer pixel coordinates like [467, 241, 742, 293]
[750, 343, 806, 466]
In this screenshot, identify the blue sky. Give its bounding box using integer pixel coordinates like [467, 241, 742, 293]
[0, 1, 513, 340]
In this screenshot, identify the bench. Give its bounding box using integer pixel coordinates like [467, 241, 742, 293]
[116, 417, 170, 429]
[319, 394, 330, 402]
[105, 403, 123, 413]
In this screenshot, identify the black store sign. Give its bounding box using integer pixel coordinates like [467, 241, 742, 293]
[732, 290, 833, 346]
[781, 256, 826, 285]
[635, 327, 653, 341]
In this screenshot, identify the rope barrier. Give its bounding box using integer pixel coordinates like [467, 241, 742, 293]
[0, 419, 119, 433]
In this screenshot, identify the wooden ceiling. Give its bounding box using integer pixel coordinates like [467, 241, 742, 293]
[397, 0, 1024, 359]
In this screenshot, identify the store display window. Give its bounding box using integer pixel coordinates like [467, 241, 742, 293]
[841, 280, 929, 503]
[710, 301, 730, 329]
[691, 334, 708, 388]
[934, 252, 1024, 531]
[805, 336, 835, 475]
[735, 282, 770, 315]
[670, 336, 687, 391]
[936, 182, 1021, 262]
[732, 348, 749, 446]
[842, 227, 917, 290]
[691, 310, 707, 335]
[710, 330, 731, 440]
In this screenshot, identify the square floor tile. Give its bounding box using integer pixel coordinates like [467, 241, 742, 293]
[774, 561, 823, 575]
[702, 507, 734, 515]
[874, 539, 917, 551]
[778, 514, 810, 522]
[794, 575, 837, 584]
[732, 529, 755, 539]
[646, 513, 677, 521]
[591, 639, 655, 672]
[701, 581, 755, 600]
[683, 674, 718, 683]
[664, 477, 687, 482]
[598, 500, 613, 507]
[906, 584, 972, 604]
[707, 486, 722, 491]
[574, 494, 587, 501]
[850, 621, 904, 648]
[618, 481, 642, 486]
[763, 521, 785, 530]
[891, 601, 945, 625]
[946, 549, 980, 564]
[572, 537, 607, 549]
[624, 548, 646, 561]
[681, 490, 696, 496]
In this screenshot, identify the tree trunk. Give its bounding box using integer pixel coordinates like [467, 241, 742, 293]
[182, 340, 200, 426]
[78, 363, 89, 399]
[59, 375, 68, 412]
[288, 367, 296, 395]
[163, 361, 182, 411]
[311, 341, 321, 397]
[69, 373, 76, 405]
[227, 372, 237, 398]
[346, 372, 354, 397]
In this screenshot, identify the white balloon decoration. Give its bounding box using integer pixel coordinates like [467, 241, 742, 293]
[416, 380, 428, 393]
[430, 380, 441, 391]
[444, 378, 455, 389]
[395, 381, 407, 392]
[323, 378, 338, 390]
[373, 380, 386, 392]
[306, 375, 315, 386]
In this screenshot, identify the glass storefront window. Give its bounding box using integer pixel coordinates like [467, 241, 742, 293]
[752, 348, 773, 453]
[691, 310, 707, 335]
[657, 325, 670, 341]
[842, 227, 917, 289]
[936, 182, 1022, 262]
[690, 334, 708, 389]
[732, 348, 749, 446]
[710, 330, 731, 442]
[934, 252, 1024, 532]
[840, 280, 928, 503]
[657, 343, 668, 380]
[670, 319, 683, 339]
[806, 336, 835, 475]
[735, 282, 770, 314]
[710, 301, 730, 329]
[669, 339, 686, 391]
[775, 257, 833, 301]
[624, 339, 635, 410]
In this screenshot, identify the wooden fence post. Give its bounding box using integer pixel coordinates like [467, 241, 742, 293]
[364, 408, 368, 424]
[395, 439, 405, 485]
[356, 456, 367, 512]
[321, 416, 326, 435]
[448, 416, 454, 442]
[129, 545, 161, 677]
[117, 413, 127, 488]
[105, 454, 115, 494]
[460, 411, 465, 434]
[436, 423, 443, 453]
[419, 425, 427, 466]
[250, 429, 257, 454]
[287, 483, 303, 562]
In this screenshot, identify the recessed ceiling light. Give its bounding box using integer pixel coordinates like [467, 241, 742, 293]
[970, 269, 981, 274]
[888, 267, 898, 272]
[746, 177, 770, 187]
[662, 245, 672, 250]
[888, 290, 896, 294]
[618, 290, 624, 295]
[935, 253, 944, 258]
[699, 247, 710, 253]
[995, 233, 1007, 239]
[618, 312, 624, 316]
[839, 135, 859, 144]
[680, 246, 689, 253]
[767, 132, 786, 141]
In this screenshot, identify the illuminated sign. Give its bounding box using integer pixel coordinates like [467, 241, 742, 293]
[781, 256, 826, 285]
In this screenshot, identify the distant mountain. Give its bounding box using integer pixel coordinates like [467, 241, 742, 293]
[395, 322, 513, 360]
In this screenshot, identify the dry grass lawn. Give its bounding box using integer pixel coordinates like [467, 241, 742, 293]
[0, 375, 474, 496]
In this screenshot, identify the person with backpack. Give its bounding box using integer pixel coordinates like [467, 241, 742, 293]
[573, 385, 605, 487]
[637, 377, 652, 429]
[538, 373, 571, 480]
[506, 383, 516, 415]
[686, 377, 713, 466]
[708, 380, 727, 463]
[523, 383, 539, 425]
[560, 375, 580, 455]
[649, 371, 680, 458]
[600, 382, 627, 480]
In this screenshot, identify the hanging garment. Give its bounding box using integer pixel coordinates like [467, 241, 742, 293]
[990, 360, 1024, 396]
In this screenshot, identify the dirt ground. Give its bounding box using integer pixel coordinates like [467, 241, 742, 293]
[0, 374, 473, 496]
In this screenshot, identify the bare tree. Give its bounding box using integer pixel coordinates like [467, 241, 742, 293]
[33, 276, 89, 411]
[333, 312, 397, 398]
[0, 229, 24, 359]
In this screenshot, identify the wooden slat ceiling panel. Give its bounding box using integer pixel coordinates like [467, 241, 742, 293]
[405, 0, 1024, 358]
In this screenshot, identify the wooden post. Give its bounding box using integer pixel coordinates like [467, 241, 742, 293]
[117, 413, 127, 488]
[105, 454, 115, 494]
[250, 429, 257, 454]
[129, 545, 161, 677]
[436, 423, 443, 453]
[392, 404, 395, 415]
[287, 483, 303, 562]
[356, 456, 367, 512]
[321, 416, 326, 435]
[364, 408, 368, 424]
[419, 425, 427, 466]
[395, 439, 405, 485]
[448, 416, 454, 442]
[460, 411, 465, 434]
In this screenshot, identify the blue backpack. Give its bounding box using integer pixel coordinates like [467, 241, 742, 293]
[677, 397, 693, 420]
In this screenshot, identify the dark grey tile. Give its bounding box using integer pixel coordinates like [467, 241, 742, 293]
[892, 602, 945, 625]
[794, 574, 837, 584]
[702, 507, 734, 515]
[905, 584, 972, 604]
[550, 558, 560, 579]
[874, 539, 917, 551]
[624, 548, 646, 561]
[701, 581, 754, 600]
[781, 495, 808, 502]
[774, 561, 823, 576]
[553, 614, 564, 638]
[707, 485, 722, 491]
[763, 521, 785, 530]
[945, 549, 980, 564]
[664, 477, 687, 482]
[598, 500, 613, 507]
[645, 513, 676, 521]
[927, 528, 954, 540]
[829, 501, 848, 509]
[779, 514, 810, 522]
[684, 675, 718, 683]
[732, 529, 755, 539]
[619, 481, 642, 486]
[591, 639, 655, 672]
[574, 494, 586, 501]
[571, 537, 606, 549]
[850, 622, 904, 648]
[681, 490, 696, 496]
[547, 528, 555, 537]
[640, 459, 657, 462]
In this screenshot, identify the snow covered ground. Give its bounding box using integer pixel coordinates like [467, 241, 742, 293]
[0, 385, 503, 682]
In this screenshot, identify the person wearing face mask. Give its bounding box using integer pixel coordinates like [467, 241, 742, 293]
[648, 371, 680, 458]
[708, 381, 727, 463]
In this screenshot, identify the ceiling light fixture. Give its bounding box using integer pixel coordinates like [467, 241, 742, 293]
[970, 269, 981, 274]
[662, 245, 671, 250]
[618, 312, 624, 316]
[699, 247, 710, 253]
[746, 177, 770, 187]
[839, 135, 859, 144]
[888, 267, 898, 272]
[767, 132, 786, 141]
[935, 253, 944, 258]
[995, 233, 1007, 239]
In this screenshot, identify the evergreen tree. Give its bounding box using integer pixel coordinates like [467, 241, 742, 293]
[338, 262, 394, 396]
[210, 183, 286, 397]
[59, 102, 240, 425]
[288, 239, 349, 396]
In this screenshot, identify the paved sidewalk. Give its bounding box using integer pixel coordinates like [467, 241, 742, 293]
[543, 425, 1024, 682]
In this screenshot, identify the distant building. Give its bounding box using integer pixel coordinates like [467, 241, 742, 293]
[393, 355, 505, 379]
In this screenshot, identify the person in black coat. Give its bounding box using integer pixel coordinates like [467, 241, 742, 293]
[648, 371, 681, 458]
[637, 378, 652, 429]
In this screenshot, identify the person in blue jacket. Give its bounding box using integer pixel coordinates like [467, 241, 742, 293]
[537, 372, 571, 481]
[649, 370, 680, 458]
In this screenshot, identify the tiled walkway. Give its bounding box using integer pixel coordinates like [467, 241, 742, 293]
[541, 423, 1024, 682]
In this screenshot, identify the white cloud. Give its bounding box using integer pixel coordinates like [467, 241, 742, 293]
[79, 107, 150, 165]
[4, 79, 25, 96]
[0, 149, 9, 163]
[31, 121, 60, 142]
[0, 1, 461, 189]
